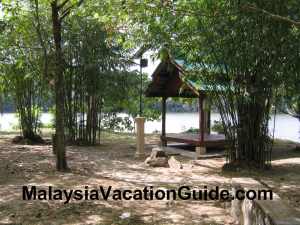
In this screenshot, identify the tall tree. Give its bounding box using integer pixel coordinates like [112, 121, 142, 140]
[0, 0, 48, 142]
[50, 0, 83, 171]
[113, 0, 300, 168]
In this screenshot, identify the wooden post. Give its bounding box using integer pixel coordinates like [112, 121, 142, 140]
[204, 100, 211, 134]
[207, 108, 211, 134]
[161, 97, 167, 146]
[199, 95, 205, 143]
[196, 94, 206, 158]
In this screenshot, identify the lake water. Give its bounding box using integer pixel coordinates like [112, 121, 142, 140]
[146, 113, 300, 143]
[0, 113, 299, 143]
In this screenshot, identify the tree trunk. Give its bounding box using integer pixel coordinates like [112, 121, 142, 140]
[51, 1, 68, 171]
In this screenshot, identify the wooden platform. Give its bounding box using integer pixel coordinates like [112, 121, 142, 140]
[162, 146, 225, 159]
[162, 133, 227, 147]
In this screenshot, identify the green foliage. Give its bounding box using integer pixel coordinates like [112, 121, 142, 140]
[61, 11, 159, 144]
[1, 0, 299, 158]
[110, 0, 300, 168]
[102, 113, 134, 132]
[0, 1, 49, 139]
[184, 121, 225, 134]
[183, 127, 199, 134]
[0, 0, 160, 145]
[211, 121, 225, 134]
[40, 122, 54, 129]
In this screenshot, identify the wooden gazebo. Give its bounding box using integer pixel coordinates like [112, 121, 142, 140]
[145, 58, 226, 155]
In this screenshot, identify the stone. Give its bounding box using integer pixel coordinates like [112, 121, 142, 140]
[168, 156, 183, 169]
[231, 187, 243, 223]
[145, 148, 169, 167]
[150, 148, 167, 158]
[231, 177, 300, 225]
[146, 157, 169, 167]
[119, 212, 131, 219]
[242, 199, 254, 225]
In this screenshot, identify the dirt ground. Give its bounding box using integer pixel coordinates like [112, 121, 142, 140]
[0, 132, 299, 225]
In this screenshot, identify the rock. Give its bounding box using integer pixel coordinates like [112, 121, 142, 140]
[145, 148, 169, 167]
[166, 200, 176, 207]
[168, 156, 183, 169]
[150, 148, 167, 158]
[120, 212, 131, 219]
[144, 156, 151, 165]
[147, 157, 169, 167]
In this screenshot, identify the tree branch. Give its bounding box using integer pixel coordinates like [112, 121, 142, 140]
[242, 3, 300, 27]
[59, 0, 84, 21]
[60, 5, 73, 21]
[58, 0, 70, 10]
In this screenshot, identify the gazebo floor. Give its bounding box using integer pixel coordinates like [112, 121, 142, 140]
[162, 133, 227, 147]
